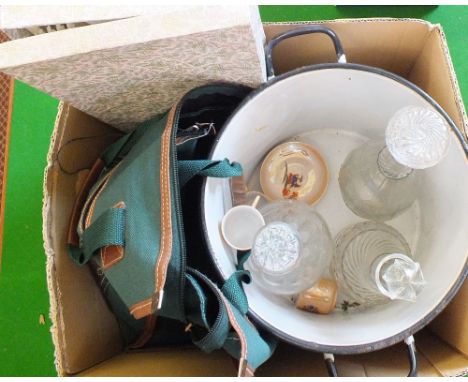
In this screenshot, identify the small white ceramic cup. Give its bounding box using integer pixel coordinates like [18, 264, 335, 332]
[221, 204, 265, 251]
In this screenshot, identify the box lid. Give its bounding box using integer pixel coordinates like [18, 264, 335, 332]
[0, 6, 266, 131]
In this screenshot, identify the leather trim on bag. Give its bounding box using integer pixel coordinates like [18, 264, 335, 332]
[244, 366, 255, 377]
[80, 106, 178, 320]
[84, 164, 121, 229]
[152, 105, 178, 313]
[230, 358, 255, 377]
[100, 245, 124, 270]
[100, 201, 125, 270]
[128, 314, 157, 349]
[219, 293, 250, 376]
[67, 158, 105, 247]
[129, 298, 153, 320]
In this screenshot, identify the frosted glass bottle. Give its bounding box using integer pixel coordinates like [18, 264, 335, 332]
[339, 106, 450, 221]
[332, 221, 425, 307]
[244, 200, 333, 296]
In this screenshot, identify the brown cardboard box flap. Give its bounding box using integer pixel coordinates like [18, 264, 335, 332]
[417, 330, 468, 377]
[430, 281, 468, 357]
[44, 103, 124, 374]
[78, 335, 442, 377]
[409, 23, 467, 137]
[265, 18, 434, 79]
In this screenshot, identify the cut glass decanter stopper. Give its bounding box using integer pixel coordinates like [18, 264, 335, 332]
[339, 105, 450, 221]
[373, 254, 426, 302]
[386, 106, 450, 169]
[245, 200, 333, 296]
[251, 222, 301, 274]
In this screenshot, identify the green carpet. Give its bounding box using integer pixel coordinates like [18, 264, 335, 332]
[0, 82, 58, 376]
[0, 5, 466, 376]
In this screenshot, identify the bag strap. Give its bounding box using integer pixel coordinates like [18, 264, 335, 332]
[178, 159, 242, 188]
[185, 267, 276, 376]
[70, 204, 126, 266]
[68, 156, 241, 271]
[221, 270, 251, 314]
[66, 123, 146, 256]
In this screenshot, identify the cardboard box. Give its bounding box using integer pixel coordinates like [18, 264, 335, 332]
[42, 19, 468, 377]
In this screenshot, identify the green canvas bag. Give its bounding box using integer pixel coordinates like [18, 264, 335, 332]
[67, 83, 276, 376]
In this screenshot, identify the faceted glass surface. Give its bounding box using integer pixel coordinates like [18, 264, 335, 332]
[380, 258, 426, 302]
[386, 106, 450, 169]
[251, 222, 301, 274]
[245, 200, 333, 296]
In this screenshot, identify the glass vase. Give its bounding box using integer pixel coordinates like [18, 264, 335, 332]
[332, 221, 425, 307]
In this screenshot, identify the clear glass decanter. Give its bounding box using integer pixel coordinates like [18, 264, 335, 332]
[244, 200, 333, 296]
[332, 221, 426, 307]
[339, 106, 450, 221]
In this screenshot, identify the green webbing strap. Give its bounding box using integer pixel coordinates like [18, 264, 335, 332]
[236, 250, 251, 271]
[185, 274, 210, 329]
[75, 207, 126, 266]
[223, 303, 277, 373]
[226, 254, 279, 371]
[178, 159, 242, 188]
[185, 269, 231, 352]
[68, 246, 85, 267]
[221, 270, 251, 315]
[186, 273, 231, 352]
[185, 268, 275, 372]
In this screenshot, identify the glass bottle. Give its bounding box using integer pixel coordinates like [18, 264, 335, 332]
[339, 106, 450, 221]
[332, 221, 425, 307]
[244, 200, 333, 296]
